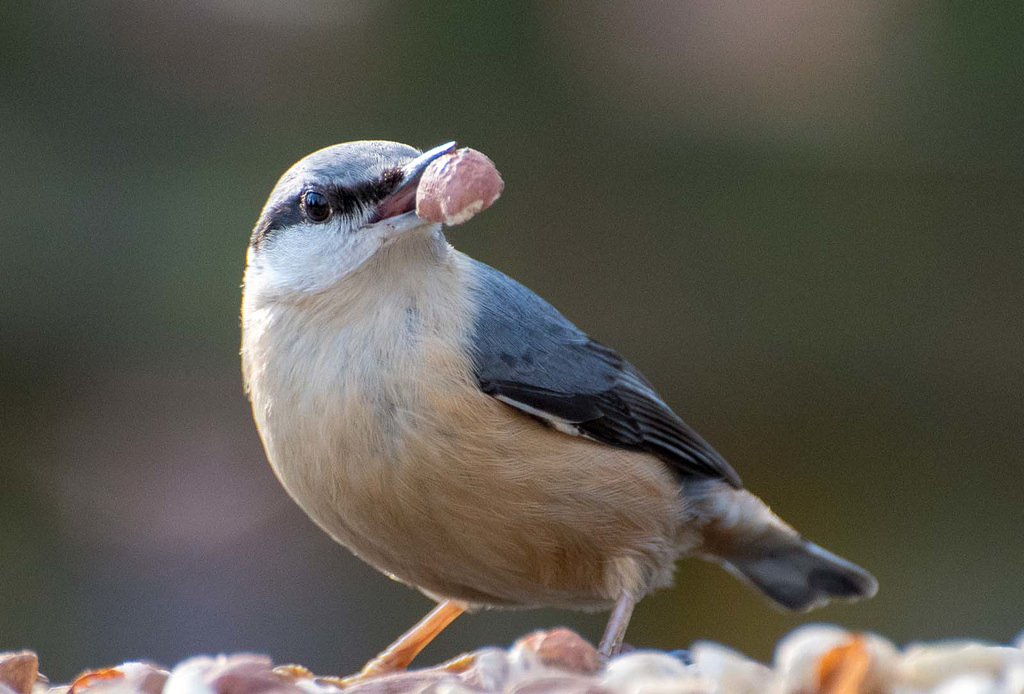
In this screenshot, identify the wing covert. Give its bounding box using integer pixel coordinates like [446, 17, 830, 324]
[465, 258, 742, 488]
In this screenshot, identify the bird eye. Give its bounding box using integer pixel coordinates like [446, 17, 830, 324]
[301, 190, 331, 222]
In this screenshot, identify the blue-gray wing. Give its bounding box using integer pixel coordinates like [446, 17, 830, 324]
[465, 259, 742, 487]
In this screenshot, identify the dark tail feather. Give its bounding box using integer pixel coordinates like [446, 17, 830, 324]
[720, 539, 878, 611]
[689, 482, 878, 611]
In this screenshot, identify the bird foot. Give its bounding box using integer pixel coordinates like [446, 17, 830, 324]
[320, 652, 476, 689]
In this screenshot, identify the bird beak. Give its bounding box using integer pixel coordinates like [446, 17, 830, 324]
[371, 141, 457, 224]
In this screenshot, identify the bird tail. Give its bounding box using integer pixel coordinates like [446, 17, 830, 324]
[687, 481, 878, 611]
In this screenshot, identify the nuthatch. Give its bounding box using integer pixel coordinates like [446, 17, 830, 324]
[241, 140, 877, 679]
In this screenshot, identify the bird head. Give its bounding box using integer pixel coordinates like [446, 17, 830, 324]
[244, 140, 456, 301]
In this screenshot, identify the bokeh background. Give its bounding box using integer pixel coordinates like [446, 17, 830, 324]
[2, 0, 1023, 681]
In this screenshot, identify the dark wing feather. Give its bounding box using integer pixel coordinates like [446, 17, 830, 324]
[467, 259, 742, 488]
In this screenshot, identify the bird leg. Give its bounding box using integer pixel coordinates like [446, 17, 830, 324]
[598, 592, 636, 659]
[346, 600, 465, 683]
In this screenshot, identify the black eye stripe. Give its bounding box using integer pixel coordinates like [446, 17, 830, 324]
[329, 188, 362, 216]
[250, 166, 408, 249]
[330, 167, 404, 214]
[250, 198, 302, 250]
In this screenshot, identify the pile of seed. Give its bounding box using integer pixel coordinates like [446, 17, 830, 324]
[3, 624, 1023, 694]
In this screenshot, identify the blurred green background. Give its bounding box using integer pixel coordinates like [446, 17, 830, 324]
[2, 0, 1022, 681]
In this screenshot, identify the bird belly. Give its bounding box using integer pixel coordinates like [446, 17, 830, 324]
[262, 362, 689, 609]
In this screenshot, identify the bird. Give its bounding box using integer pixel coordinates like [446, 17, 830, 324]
[240, 140, 877, 680]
